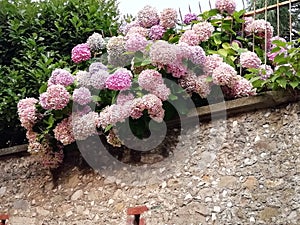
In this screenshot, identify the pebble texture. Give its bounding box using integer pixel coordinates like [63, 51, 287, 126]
[0, 102, 300, 225]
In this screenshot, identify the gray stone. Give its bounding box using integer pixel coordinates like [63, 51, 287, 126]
[71, 189, 83, 201]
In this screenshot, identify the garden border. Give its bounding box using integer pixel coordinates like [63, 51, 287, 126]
[1, 90, 299, 157]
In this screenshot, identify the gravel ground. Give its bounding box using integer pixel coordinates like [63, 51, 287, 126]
[0, 102, 300, 225]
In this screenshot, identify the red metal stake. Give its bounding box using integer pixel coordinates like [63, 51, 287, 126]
[0, 214, 9, 225]
[127, 206, 148, 225]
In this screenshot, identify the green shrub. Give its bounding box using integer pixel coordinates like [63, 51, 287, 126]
[0, 0, 120, 146]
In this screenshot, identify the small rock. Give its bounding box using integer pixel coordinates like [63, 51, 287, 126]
[108, 199, 114, 205]
[243, 176, 258, 190]
[71, 190, 83, 201]
[66, 211, 73, 217]
[250, 216, 255, 223]
[36, 207, 51, 216]
[13, 200, 29, 210]
[213, 206, 221, 213]
[104, 176, 116, 185]
[0, 186, 6, 196]
[218, 176, 238, 188]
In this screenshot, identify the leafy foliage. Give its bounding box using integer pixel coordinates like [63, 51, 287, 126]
[0, 0, 120, 146]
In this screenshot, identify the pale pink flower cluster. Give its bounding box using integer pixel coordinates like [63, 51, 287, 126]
[48, 69, 74, 87]
[183, 13, 198, 25]
[72, 112, 99, 140]
[72, 87, 92, 105]
[53, 117, 75, 145]
[160, 8, 178, 29]
[142, 94, 165, 122]
[128, 94, 165, 122]
[39, 84, 70, 110]
[107, 36, 132, 67]
[105, 68, 132, 90]
[179, 73, 211, 98]
[215, 0, 236, 14]
[98, 104, 130, 129]
[120, 21, 140, 36]
[126, 26, 149, 38]
[204, 54, 224, 76]
[71, 43, 91, 63]
[137, 5, 160, 28]
[116, 92, 135, 105]
[212, 63, 238, 86]
[189, 45, 207, 65]
[75, 71, 90, 87]
[17, 98, 38, 129]
[258, 64, 273, 80]
[228, 76, 256, 97]
[179, 30, 200, 46]
[245, 19, 274, 39]
[149, 40, 178, 66]
[138, 69, 170, 100]
[149, 25, 166, 40]
[89, 69, 110, 90]
[125, 33, 148, 52]
[240, 51, 262, 69]
[192, 22, 215, 42]
[89, 62, 107, 74]
[86, 32, 106, 52]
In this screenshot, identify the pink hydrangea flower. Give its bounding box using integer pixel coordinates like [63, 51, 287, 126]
[192, 22, 215, 42]
[39, 84, 70, 110]
[72, 112, 99, 140]
[120, 21, 140, 35]
[53, 117, 75, 145]
[48, 69, 74, 87]
[189, 45, 206, 65]
[116, 92, 135, 105]
[125, 33, 148, 52]
[151, 84, 171, 101]
[258, 64, 273, 80]
[204, 54, 224, 76]
[89, 62, 108, 74]
[212, 63, 238, 87]
[71, 43, 91, 63]
[160, 8, 178, 29]
[142, 94, 165, 123]
[229, 75, 256, 97]
[98, 104, 131, 129]
[240, 51, 262, 69]
[72, 87, 92, 105]
[86, 32, 106, 52]
[138, 69, 164, 91]
[149, 25, 166, 40]
[149, 40, 178, 66]
[17, 98, 38, 129]
[126, 26, 149, 38]
[75, 71, 90, 87]
[179, 73, 211, 98]
[137, 5, 160, 28]
[245, 19, 274, 39]
[215, 0, 236, 14]
[183, 13, 198, 25]
[179, 30, 200, 46]
[107, 36, 132, 67]
[89, 69, 110, 90]
[105, 68, 132, 90]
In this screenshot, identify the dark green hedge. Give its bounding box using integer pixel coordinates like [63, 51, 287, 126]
[0, 0, 120, 147]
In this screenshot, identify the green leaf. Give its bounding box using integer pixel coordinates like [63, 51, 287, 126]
[39, 83, 47, 93]
[276, 78, 287, 89]
[217, 49, 228, 57]
[104, 124, 113, 133]
[169, 94, 178, 101]
[290, 81, 299, 89]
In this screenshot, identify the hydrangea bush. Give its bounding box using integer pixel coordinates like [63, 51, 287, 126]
[18, 0, 299, 168]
